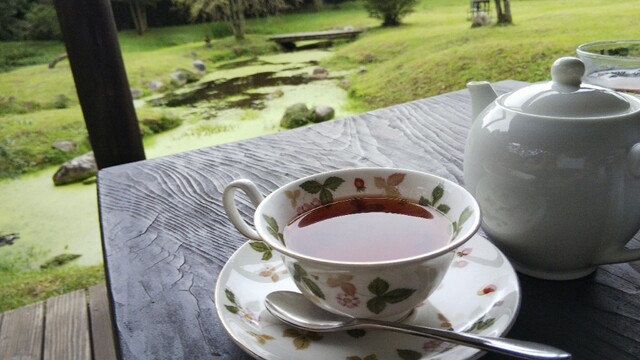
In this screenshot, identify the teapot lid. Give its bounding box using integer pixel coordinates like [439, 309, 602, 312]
[500, 57, 637, 118]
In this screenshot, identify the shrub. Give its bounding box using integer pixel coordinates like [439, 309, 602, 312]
[209, 21, 233, 39]
[362, 0, 418, 26]
[139, 114, 182, 135]
[0, 41, 63, 73]
[52, 94, 70, 109]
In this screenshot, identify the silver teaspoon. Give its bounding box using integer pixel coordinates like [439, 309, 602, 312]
[265, 291, 571, 360]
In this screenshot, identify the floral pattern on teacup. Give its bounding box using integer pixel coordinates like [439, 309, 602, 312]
[285, 189, 301, 207]
[299, 176, 345, 205]
[262, 215, 284, 244]
[272, 173, 474, 243]
[373, 173, 406, 197]
[418, 183, 450, 214]
[256, 172, 478, 319]
[296, 197, 321, 215]
[354, 178, 366, 192]
[289, 261, 417, 316]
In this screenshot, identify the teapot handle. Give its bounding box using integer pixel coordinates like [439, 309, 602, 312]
[627, 143, 640, 178]
[222, 179, 265, 241]
[594, 247, 640, 265]
[592, 144, 640, 263]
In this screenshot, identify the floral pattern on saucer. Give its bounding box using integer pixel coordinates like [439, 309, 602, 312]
[214, 234, 521, 360]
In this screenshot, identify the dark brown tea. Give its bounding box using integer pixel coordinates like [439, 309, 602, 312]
[283, 197, 453, 262]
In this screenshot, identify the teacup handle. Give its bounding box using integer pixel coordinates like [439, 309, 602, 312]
[222, 179, 265, 241]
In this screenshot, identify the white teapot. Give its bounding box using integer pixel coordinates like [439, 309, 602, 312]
[464, 57, 640, 280]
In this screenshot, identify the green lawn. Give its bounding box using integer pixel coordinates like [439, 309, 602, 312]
[0, 264, 105, 312]
[1, 0, 639, 312]
[329, 0, 640, 108]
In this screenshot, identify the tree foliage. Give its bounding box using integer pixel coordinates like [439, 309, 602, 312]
[172, 0, 298, 40]
[0, 0, 63, 41]
[362, 0, 418, 27]
[25, 1, 62, 40]
[0, 0, 32, 40]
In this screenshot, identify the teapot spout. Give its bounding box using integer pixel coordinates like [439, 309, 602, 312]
[467, 81, 498, 121]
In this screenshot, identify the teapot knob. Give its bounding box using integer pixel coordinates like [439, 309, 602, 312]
[551, 57, 585, 90]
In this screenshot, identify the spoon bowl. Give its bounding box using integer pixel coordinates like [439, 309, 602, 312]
[265, 291, 571, 360]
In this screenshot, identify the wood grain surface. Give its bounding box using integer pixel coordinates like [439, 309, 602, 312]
[98, 81, 640, 360]
[90, 283, 118, 360]
[0, 301, 44, 359]
[43, 290, 91, 360]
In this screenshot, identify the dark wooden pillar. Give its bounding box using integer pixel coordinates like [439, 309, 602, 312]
[53, 0, 145, 169]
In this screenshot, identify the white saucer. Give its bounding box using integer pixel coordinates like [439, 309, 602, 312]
[215, 234, 521, 359]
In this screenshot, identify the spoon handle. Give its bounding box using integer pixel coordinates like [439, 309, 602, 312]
[360, 319, 571, 360]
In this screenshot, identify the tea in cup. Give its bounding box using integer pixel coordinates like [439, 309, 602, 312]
[223, 168, 481, 320]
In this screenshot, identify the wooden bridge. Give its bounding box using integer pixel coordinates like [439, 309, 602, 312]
[268, 28, 365, 50]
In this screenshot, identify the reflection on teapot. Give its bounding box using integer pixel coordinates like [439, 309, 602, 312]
[464, 57, 640, 280]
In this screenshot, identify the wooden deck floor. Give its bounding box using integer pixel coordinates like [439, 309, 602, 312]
[0, 283, 116, 360]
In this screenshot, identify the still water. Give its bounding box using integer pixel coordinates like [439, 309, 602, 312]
[0, 50, 353, 267]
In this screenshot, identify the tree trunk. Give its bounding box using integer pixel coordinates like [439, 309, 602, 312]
[494, 0, 512, 24]
[129, 0, 147, 35]
[503, 0, 512, 23]
[227, 0, 246, 41]
[313, 0, 323, 12]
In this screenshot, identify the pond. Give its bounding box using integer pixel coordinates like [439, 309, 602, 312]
[0, 49, 354, 268]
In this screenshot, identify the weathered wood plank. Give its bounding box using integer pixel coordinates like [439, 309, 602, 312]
[44, 290, 91, 360]
[89, 283, 118, 360]
[0, 301, 44, 360]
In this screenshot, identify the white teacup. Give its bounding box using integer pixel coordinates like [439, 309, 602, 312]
[223, 168, 481, 320]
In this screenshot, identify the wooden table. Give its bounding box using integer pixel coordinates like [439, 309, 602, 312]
[98, 80, 640, 359]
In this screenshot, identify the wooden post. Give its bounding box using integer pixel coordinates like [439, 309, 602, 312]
[53, 0, 145, 169]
